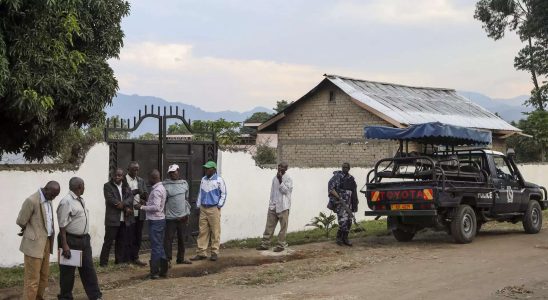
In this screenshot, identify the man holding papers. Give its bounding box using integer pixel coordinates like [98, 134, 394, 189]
[57, 177, 103, 300]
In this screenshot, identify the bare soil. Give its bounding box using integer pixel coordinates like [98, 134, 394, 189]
[4, 221, 548, 300]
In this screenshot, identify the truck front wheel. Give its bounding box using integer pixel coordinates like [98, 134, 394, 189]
[523, 200, 542, 234]
[392, 228, 415, 242]
[451, 205, 477, 244]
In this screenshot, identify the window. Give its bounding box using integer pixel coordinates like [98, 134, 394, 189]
[493, 156, 515, 180]
[329, 91, 335, 102]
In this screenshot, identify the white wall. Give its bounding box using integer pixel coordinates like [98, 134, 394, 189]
[0, 144, 109, 267]
[217, 150, 371, 242]
[1, 145, 547, 267]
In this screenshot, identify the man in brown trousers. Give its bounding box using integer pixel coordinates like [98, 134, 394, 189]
[16, 181, 61, 300]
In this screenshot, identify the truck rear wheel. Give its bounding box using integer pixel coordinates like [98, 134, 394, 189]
[451, 205, 477, 244]
[392, 228, 415, 242]
[523, 200, 542, 234]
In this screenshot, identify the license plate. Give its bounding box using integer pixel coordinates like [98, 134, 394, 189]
[391, 204, 413, 210]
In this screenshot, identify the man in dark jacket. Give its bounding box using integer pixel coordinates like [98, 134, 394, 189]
[124, 161, 148, 266]
[328, 162, 358, 247]
[99, 168, 134, 266]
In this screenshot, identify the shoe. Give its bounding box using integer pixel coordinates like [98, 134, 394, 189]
[132, 259, 147, 267]
[342, 232, 353, 247]
[209, 253, 218, 261]
[176, 259, 192, 265]
[273, 246, 284, 252]
[336, 230, 344, 246]
[159, 258, 169, 278]
[256, 245, 269, 251]
[149, 260, 160, 279]
[190, 255, 207, 261]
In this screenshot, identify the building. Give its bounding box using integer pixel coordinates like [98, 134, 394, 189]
[258, 74, 521, 168]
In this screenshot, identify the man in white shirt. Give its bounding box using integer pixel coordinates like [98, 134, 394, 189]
[125, 161, 148, 266]
[256, 162, 293, 252]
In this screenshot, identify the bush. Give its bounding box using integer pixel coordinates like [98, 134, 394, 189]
[253, 143, 276, 165]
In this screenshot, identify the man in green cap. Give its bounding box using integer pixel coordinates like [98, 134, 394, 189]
[190, 161, 227, 261]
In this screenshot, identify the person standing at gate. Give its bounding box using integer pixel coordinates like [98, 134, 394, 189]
[100, 168, 134, 266]
[256, 162, 293, 252]
[124, 161, 148, 266]
[135, 169, 168, 279]
[16, 181, 60, 300]
[190, 161, 227, 262]
[57, 177, 102, 300]
[163, 164, 192, 265]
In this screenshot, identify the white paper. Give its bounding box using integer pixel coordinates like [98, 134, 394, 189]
[58, 249, 83, 267]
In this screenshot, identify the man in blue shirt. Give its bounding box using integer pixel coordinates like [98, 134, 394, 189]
[190, 161, 226, 262]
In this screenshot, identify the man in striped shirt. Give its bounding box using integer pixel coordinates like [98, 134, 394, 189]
[190, 161, 227, 262]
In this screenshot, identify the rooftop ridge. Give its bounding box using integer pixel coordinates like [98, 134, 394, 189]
[324, 74, 455, 92]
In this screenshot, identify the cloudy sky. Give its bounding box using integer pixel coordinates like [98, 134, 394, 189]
[109, 0, 530, 112]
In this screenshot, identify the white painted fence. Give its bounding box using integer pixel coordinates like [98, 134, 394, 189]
[1, 143, 547, 267]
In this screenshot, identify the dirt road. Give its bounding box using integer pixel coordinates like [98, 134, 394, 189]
[4, 222, 548, 300]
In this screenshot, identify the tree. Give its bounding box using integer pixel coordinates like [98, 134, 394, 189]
[507, 111, 548, 162]
[168, 122, 192, 135]
[0, 0, 130, 161]
[274, 100, 292, 113]
[192, 119, 241, 145]
[475, 0, 548, 110]
[252, 143, 277, 165]
[244, 112, 272, 123]
[138, 132, 157, 141]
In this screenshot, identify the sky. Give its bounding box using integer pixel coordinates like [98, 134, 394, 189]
[109, 0, 531, 112]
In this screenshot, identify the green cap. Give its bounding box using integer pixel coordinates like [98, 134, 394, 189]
[203, 161, 217, 169]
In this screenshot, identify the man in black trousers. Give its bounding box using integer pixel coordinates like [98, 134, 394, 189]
[125, 161, 148, 266]
[99, 168, 134, 266]
[57, 177, 102, 300]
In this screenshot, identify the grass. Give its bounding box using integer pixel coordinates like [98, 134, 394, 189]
[0, 258, 137, 289]
[221, 218, 389, 249]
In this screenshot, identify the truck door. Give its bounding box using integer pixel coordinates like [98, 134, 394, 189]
[490, 155, 523, 213]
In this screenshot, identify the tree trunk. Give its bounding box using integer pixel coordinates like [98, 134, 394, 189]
[528, 37, 544, 111]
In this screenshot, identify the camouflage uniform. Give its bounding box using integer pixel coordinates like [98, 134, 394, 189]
[328, 171, 358, 245]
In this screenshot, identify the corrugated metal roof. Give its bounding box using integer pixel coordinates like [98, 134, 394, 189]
[326, 74, 520, 132]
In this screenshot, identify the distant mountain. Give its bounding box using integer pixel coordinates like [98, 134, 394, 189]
[457, 91, 532, 122]
[105, 93, 274, 136]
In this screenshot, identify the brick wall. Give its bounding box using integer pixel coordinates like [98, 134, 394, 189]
[491, 137, 507, 153]
[277, 82, 400, 167]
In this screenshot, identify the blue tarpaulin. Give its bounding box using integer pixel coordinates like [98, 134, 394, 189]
[364, 122, 492, 146]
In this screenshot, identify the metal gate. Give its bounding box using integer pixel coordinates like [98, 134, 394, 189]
[104, 105, 217, 244]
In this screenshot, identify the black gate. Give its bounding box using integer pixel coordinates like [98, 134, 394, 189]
[104, 105, 217, 244]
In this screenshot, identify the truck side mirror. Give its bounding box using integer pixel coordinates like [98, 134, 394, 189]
[507, 148, 516, 159]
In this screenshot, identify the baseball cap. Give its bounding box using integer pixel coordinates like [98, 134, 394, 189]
[203, 161, 217, 169]
[168, 164, 179, 173]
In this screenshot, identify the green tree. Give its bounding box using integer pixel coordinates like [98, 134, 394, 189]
[244, 112, 272, 123]
[475, 0, 548, 110]
[168, 122, 192, 134]
[507, 111, 548, 162]
[138, 132, 157, 141]
[192, 119, 241, 145]
[0, 0, 130, 161]
[274, 100, 292, 113]
[252, 143, 277, 165]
